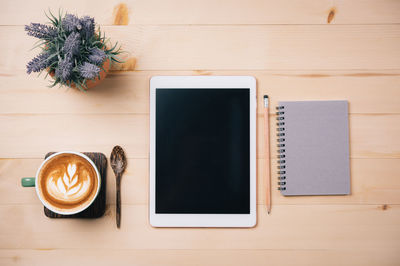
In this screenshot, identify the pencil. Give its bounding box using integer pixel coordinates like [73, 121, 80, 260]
[263, 95, 271, 214]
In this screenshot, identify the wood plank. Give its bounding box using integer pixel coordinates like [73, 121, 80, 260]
[0, 204, 398, 250]
[1, 0, 400, 25]
[2, 25, 400, 72]
[2, 158, 400, 205]
[0, 70, 399, 114]
[1, 248, 399, 266]
[0, 114, 148, 159]
[0, 113, 399, 159]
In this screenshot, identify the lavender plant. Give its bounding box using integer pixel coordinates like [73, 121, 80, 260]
[25, 11, 122, 91]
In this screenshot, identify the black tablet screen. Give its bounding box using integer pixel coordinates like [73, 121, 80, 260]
[156, 89, 250, 214]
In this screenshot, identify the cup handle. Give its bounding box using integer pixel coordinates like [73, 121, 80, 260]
[21, 177, 35, 187]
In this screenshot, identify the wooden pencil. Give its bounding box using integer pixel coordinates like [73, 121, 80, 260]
[263, 95, 271, 214]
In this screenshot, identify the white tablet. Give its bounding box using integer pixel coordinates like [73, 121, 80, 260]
[149, 76, 257, 227]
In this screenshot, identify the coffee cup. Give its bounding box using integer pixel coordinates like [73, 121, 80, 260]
[21, 151, 101, 215]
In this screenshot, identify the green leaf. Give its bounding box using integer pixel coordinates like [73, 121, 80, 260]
[45, 10, 56, 26]
[48, 78, 60, 88]
[30, 40, 47, 51]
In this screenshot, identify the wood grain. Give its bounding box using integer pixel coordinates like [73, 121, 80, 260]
[0, 204, 399, 250]
[0, 71, 399, 114]
[1, 0, 400, 25]
[0, 114, 148, 159]
[1, 249, 400, 266]
[2, 25, 400, 72]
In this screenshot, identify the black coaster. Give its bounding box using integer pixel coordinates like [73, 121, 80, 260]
[43, 152, 107, 218]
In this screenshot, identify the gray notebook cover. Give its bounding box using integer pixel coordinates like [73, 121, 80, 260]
[277, 100, 350, 196]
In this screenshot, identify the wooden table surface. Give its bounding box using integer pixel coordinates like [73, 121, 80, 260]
[1, 1, 400, 265]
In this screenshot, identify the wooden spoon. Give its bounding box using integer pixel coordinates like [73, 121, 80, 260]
[110, 145, 127, 228]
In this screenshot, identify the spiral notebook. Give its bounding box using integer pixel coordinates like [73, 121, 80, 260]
[276, 100, 350, 196]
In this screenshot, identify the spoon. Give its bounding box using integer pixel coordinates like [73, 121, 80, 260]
[110, 145, 127, 228]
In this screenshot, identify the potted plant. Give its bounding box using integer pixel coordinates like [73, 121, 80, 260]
[25, 11, 122, 91]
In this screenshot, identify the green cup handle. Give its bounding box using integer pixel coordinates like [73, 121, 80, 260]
[21, 177, 35, 187]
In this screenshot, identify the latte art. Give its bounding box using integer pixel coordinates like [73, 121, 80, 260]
[46, 163, 92, 204]
[37, 153, 99, 213]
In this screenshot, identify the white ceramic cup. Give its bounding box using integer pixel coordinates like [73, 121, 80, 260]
[21, 151, 101, 215]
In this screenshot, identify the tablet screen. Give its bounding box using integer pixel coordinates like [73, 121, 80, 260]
[156, 88, 250, 214]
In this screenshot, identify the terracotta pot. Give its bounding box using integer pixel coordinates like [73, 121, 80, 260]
[48, 58, 111, 90]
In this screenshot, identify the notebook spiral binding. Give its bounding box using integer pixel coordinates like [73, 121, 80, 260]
[276, 106, 286, 191]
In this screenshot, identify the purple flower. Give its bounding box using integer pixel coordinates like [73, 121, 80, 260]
[79, 62, 100, 79]
[25, 23, 57, 40]
[63, 32, 81, 56]
[80, 16, 95, 40]
[62, 13, 81, 32]
[26, 53, 53, 74]
[55, 56, 74, 82]
[88, 48, 106, 65]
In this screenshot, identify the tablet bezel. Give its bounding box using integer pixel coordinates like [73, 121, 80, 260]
[149, 76, 257, 227]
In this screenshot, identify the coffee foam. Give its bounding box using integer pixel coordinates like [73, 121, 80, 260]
[38, 153, 99, 213]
